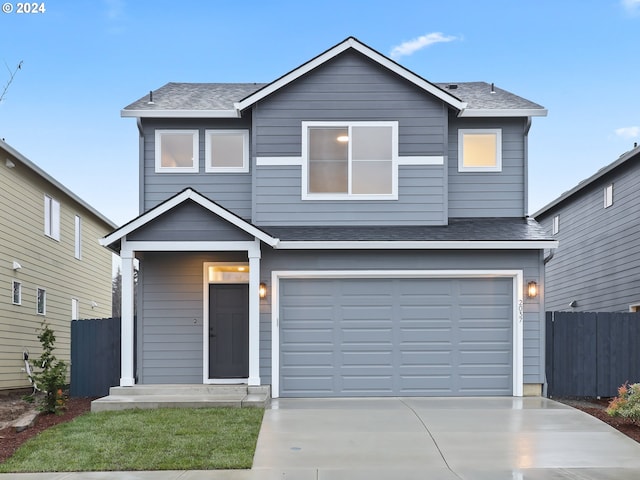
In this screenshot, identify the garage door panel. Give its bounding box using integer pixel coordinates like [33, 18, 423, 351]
[280, 277, 513, 397]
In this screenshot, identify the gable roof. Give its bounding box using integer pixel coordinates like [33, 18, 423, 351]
[1, 139, 117, 229]
[100, 188, 279, 251]
[122, 37, 545, 119]
[533, 144, 640, 218]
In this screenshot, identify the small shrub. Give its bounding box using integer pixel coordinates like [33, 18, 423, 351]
[29, 322, 68, 414]
[607, 382, 640, 423]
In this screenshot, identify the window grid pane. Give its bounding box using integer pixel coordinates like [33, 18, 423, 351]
[463, 134, 497, 168]
[12, 281, 21, 305]
[37, 288, 46, 315]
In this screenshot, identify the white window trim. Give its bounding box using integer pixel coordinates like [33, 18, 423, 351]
[458, 128, 502, 172]
[12, 280, 21, 305]
[71, 298, 79, 320]
[36, 287, 46, 315]
[270, 269, 524, 399]
[205, 129, 249, 173]
[604, 184, 613, 208]
[44, 195, 60, 241]
[74, 215, 82, 260]
[154, 129, 199, 173]
[629, 303, 640, 312]
[552, 215, 559, 235]
[301, 121, 399, 200]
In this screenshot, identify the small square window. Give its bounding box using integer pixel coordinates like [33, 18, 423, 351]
[155, 130, 199, 173]
[552, 215, 560, 235]
[36, 288, 46, 315]
[12, 281, 21, 305]
[205, 130, 249, 173]
[458, 129, 502, 172]
[604, 184, 613, 208]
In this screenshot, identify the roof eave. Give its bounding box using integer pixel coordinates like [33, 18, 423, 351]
[459, 108, 548, 118]
[120, 109, 240, 119]
[274, 240, 558, 250]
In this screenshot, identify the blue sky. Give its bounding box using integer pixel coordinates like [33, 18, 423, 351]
[1, 0, 639, 226]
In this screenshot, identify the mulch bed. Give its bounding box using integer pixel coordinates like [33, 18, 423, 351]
[0, 397, 93, 463]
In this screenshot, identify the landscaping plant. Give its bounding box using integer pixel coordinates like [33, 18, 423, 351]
[607, 382, 640, 424]
[28, 322, 68, 414]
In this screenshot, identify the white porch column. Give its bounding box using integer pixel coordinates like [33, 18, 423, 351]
[248, 241, 261, 386]
[120, 245, 136, 387]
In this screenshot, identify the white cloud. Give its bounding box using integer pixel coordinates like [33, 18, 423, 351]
[621, 0, 640, 14]
[390, 33, 457, 59]
[615, 126, 640, 139]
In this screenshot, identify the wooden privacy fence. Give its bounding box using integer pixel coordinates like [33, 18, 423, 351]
[70, 318, 121, 397]
[546, 311, 640, 398]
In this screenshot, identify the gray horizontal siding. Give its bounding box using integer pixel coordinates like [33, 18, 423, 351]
[252, 50, 448, 226]
[142, 118, 252, 218]
[128, 200, 253, 242]
[448, 117, 526, 218]
[537, 162, 640, 312]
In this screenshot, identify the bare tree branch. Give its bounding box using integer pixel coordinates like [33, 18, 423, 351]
[0, 60, 23, 104]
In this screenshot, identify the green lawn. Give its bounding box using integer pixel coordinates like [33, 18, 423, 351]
[0, 407, 264, 472]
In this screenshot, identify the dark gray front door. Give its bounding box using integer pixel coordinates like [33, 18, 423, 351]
[209, 283, 249, 378]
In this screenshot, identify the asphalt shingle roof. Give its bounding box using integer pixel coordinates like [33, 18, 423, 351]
[123, 81, 543, 114]
[263, 217, 552, 242]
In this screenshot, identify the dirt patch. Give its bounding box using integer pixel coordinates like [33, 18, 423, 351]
[0, 393, 93, 463]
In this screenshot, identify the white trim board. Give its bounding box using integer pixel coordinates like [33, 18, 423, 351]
[270, 269, 525, 398]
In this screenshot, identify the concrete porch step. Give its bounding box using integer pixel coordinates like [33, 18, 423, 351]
[91, 385, 270, 412]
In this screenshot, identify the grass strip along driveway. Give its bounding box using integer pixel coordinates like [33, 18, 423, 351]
[0, 407, 264, 473]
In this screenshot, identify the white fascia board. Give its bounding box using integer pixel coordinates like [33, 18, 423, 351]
[236, 38, 466, 112]
[459, 108, 548, 118]
[274, 240, 559, 250]
[120, 109, 239, 119]
[101, 188, 279, 248]
[122, 240, 259, 252]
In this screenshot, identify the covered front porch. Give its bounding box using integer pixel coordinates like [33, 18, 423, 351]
[99, 189, 279, 400]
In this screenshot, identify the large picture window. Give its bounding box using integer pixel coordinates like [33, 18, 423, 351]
[458, 129, 502, 172]
[205, 130, 249, 173]
[155, 130, 199, 173]
[302, 121, 397, 199]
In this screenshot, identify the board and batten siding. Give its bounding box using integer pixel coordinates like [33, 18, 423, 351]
[252, 50, 448, 226]
[537, 161, 640, 312]
[258, 249, 544, 388]
[141, 118, 253, 218]
[0, 154, 113, 390]
[448, 117, 527, 218]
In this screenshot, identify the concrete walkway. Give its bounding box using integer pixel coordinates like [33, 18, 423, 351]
[3, 397, 640, 479]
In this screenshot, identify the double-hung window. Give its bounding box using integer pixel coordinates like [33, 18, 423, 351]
[155, 130, 199, 173]
[205, 130, 249, 173]
[302, 121, 398, 199]
[44, 195, 60, 240]
[458, 129, 502, 172]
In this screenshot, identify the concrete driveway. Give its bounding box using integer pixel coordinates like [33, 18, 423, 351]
[252, 397, 640, 479]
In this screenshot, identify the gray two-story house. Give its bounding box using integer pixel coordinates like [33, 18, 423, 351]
[534, 144, 640, 312]
[102, 37, 555, 398]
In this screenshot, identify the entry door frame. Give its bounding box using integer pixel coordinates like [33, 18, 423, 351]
[203, 261, 254, 384]
[271, 269, 524, 398]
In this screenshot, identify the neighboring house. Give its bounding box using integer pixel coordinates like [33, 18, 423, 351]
[0, 140, 116, 391]
[534, 144, 640, 312]
[102, 37, 556, 398]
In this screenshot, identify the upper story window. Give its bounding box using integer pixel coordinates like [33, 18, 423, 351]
[205, 130, 249, 173]
[302, 121, 398, 200]
[74, 215, 82, 260]
[458, 129, 502, 172]
[552, 215, 560, 235]
[604, 184, 613, 208]
[155, 130, 199, 173]
[44, 194, 60, 241]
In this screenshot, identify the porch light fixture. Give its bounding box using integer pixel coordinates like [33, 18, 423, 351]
[527, 281, 538, 298]
[259, 282, 267, 299]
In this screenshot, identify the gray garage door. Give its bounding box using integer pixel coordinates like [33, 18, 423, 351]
[279, 277, 513, 397]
